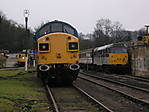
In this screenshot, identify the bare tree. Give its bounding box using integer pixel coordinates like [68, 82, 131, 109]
[96, 18, 113, 36]
[93, 18, 129, 47]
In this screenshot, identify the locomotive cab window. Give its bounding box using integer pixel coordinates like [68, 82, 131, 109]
[51, 23, 63, 32]
[39, 43, 49, 51]
[110, 48, 127, 53]
[64, 25, 75, 35]
[68, 42, 78, 50]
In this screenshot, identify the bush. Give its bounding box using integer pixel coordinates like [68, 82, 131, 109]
[0, 55, 6, 68]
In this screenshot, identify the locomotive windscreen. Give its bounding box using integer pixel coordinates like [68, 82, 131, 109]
[110, 48, 127, 53]
[34, 20, 78, 39]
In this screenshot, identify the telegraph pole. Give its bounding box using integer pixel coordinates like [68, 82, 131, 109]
[24, 10, 29, 71]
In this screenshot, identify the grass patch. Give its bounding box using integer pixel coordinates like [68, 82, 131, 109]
[0, 69, 26, 77]
[0, 70, 51, 112]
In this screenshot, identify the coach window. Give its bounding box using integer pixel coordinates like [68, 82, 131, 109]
[51, 23, 63, 32]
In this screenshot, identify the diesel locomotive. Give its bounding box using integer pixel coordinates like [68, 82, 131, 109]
[16, 51, 26, 67]
[34, 20, 80, 84]
[80, 43, 130, 73]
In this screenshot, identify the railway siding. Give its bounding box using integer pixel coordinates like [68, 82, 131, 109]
[96, 73, 149, 91]
[79, 73, 149, 104]
[81, 71, 149, 92]
[74, 74, 149, 112]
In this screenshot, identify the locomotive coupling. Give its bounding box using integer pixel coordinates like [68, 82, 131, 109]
[39, 64, 50, 71]
[69, 64, 80, 70]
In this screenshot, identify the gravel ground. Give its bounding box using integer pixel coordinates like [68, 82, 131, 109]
[74, 78, 149, 112]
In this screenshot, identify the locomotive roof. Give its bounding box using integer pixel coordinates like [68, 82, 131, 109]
[94, 44, 113, 52]
[94, 42, 128, 52]
[34, 20, 78, 40]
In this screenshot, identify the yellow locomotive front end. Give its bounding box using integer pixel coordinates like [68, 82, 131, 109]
[106, 44, 129, 73]
[34, 20, 80, 84]
[38, 33, 79, 65]
[16, 52, 26, 67]
[93, 43, 129, 73]
[109, 53, 128, 65]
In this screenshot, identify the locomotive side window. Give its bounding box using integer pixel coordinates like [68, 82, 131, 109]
[68, 42, 78, 50]
[64, 25, 75, 35]
[39, 25, 49, 36]
[39, 43, 49, 51]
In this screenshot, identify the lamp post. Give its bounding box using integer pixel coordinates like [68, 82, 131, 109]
[145, 25, 149, 35]
[24, 10, 29, 30]
[24, 10, 29, 71]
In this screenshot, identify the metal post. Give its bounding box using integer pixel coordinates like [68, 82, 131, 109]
[25, 54, 28, 71]
[24, 10, 29, 71]
[33, 39, 36, 68]
[24, 10, 29, 30]
[145, 25, 149, 35]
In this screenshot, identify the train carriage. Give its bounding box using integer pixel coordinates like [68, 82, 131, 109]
[80, 43, 130, 73]
[79, 48, 94, 70]
[34, 20, 80, 84]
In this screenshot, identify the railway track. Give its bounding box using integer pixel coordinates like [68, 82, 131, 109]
[119, 75, 149, 83]
[74, 76, 149, 111]
[80, 71, 149, 93]
[97, 72, 149, 89]
[78, 72, 149, 111]
[45, 84, 113, 112]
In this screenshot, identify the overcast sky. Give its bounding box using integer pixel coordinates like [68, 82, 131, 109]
[0, 0, 149, 34]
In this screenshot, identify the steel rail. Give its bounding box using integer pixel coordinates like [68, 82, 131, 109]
[124, 75, 149, 83]
[46, 85, 60, 112]
[99, 72, 149, 83]
[78, 75, 149, 106]
[73, 84, 114, 112]
[80, 72, 149, 93]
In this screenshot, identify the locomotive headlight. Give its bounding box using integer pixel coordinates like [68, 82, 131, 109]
[22, 57, 25, 59]
[69, 42, 78, 50]
[39, 43, 49, 51]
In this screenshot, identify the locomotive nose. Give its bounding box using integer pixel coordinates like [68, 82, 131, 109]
[69, 64, 80, 70]
[39, 64, 50, 71]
